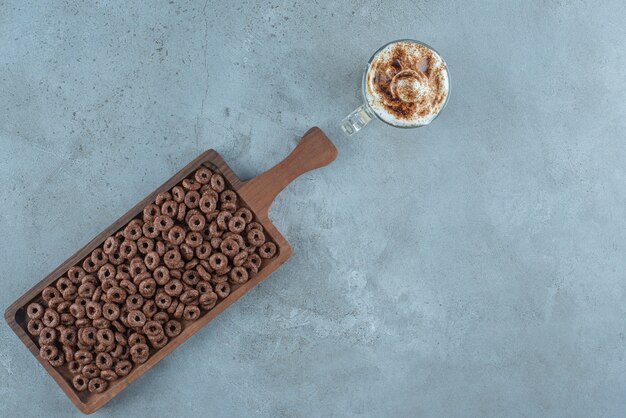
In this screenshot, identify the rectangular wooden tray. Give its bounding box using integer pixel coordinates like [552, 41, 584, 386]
[5, 127, 337, 414]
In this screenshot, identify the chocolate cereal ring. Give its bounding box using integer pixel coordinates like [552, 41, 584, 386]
[164, 279, 183, 297]
[171, 185, 185, 202]
[78, 282, 96, 298]
[195, 242, 212, 260]
[137, 237, 154, 255]
[247, 229, 266, 246]
[199, 194, 217, 214]
[67, 266, 86, 284]
[27, 302, 44, 320]
[161, 200, 178, 217]
[27, 319, 43, 336]
[199, 292, 218, 310]
[46, 349, 64, 367]
[155, 291, 172, 309]
[55, 277, 73, 293]
[210, 173, 225, 192]
[42, 286, 60, 302]
[82, 364, 100, 379]
[185, 231, 203, 248]
[62, 346, 75, 363]
[72, 375, 88, 392]
[142, 221, 160, 239]
[108, 250, 124, 265]
[155, 191, 172, 206]
[196, 264, 211, 281]
[259, 242, 277, 259]
[128, 333, 147, 347]
[227, 216, 246, 234]
[185, 258, 199, 270]
[97, 263, 116, 281]
[216, 211, 233, 230]
[167, 225, 186, 245]
[127, 310, 147, 328]
[215, 282, 230, 299]
[130, 343, 149, 364]
[96, 328, 114, 346]
[180, 289, 199, 305]
[176, 202, 187, 221]
[85, 301, 102, 319]
[184, 190, 200, 209]
[115, 360, 133, 377]
[42, 309, 60, 327]
[167, 299, 179, 315]
[219, 189, 236, 203]
[247, 253, 262, 270]
[126, 294, 144, 310]
[187, 213, 205, 231]
[107, 286, 127, 304]
[139, 278, 157, 298]
[234, 207, 253, 223]
[154, 215, 174, 232]
[88, 377, 107, 393]
[80, 327, 97, 346]
[70, 303, 86, 319]
[182, 178, 201, 191]
[143, 204, 161, 222]
[119, 279, 137, 296]
[142, 300, 157, 318]
[195, 281, 212, 295]
[119, 240, 138, 259]
[149, 335, 169, 349]
[164, 320, 182, 337]
[93, 317, 111, 329]
[182, 270, 200, 286]
[153, 311, 170, 325]
[233, 250, 248, 267]
[153, 266, 170, 286]
[100, 369, 117, 381]
[95, 352, 113, 370]
[155, 240, 166, 257]
[173, 302, 185, 319]
[82, 257, 98, 273]
[68, 360, 82, 375]
[220, 237, 240, 257]
[143, 321, 164, 339]
[74, 350, 93, 365]
[61, 313, 75, 326]
[211, 274, 228, 285]
[124, 220, 144, 241]
[194, 167, 213, 184]
[209, 253, 228, 271]
[143, 251, 159, 271]
[229, 266, 249, 285]
[183, 305, 201, 321]
[164, 249, 182, 269]
[91, 248, 108, 267]
[221, 202, 237, 213]
[59, 327, 78, 346]
[178, 243, 193, 261]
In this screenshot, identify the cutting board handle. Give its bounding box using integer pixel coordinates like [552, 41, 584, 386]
[239, 127, 337, 219]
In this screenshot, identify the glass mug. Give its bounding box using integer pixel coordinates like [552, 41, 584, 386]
[341, 39, 451, 135]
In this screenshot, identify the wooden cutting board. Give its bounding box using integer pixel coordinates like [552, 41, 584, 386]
[4, 127, 337, 414]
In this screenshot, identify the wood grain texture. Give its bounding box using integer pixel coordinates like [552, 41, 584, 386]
[4, 127, 336, 414]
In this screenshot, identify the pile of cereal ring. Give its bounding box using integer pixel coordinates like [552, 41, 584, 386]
[24, 166, 277, 393]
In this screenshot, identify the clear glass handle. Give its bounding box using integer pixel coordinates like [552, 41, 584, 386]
[341, 104, 376, 136]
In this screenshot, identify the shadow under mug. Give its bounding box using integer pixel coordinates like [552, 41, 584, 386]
[341, 39, 451, 136]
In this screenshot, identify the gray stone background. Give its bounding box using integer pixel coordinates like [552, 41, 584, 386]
[1, 0, 625, 417]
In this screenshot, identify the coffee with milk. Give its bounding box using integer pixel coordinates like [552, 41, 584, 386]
[341, 40, 450, 135]
[365, 41, 449, 127]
